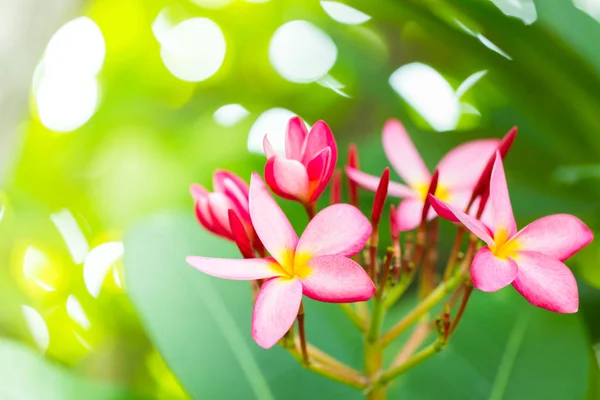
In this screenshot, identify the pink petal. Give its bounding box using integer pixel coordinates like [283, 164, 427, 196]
[263, 135, 278, 159]
[264, 158, 298, 202]
[511, 214, 593, 261]
[252, 277, 303, 348]
[195, 197, 218, 235]
[396, 198, 428, 232]
[307, 147, 333, 203]
[296, 204, 371, 258]
[267, 156, 310, 201]
[249, 173, 299, 264]
[382, 119, 430, 188]
[489, 153, 517, 237]
[345, 167, 415, 198]
[207, 192, 234, 235]
[301, 120, 337, 167]
[190, 183, 208, 201]
[429, 195, 494, 245]
[186, 256, 282, 280]
[213, 170, 249, 198]
[436, 139, 500, 190]
[471, 247, 518, 292]
[466, 193, 494, 229]
[301, 255, 375, 302]
[285, 116, 308, 161]
[511, 251, 578, 313]
[221, 178, 251, 222]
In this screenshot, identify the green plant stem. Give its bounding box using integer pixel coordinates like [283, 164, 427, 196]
[390, 315, 432, 367]
[381, 272, 466, 347]
[339, 303, 366, 332]
[368, 298, 385, 343]
[297, 302, 309, 365]
[443, 228, 464, 280]
[383, 270, 414, 309]
[287, 347, 367, 390]
[449, 285, 473, 337]
[364, 336, 386, 399]
[306, 343, 362, 377]
[304, 203, 316, 219]
[377, 340, 444, 386]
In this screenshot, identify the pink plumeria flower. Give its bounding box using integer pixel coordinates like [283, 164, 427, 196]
[430, 153, 593, 313]
[263, 117, 338, 205]
[187, 173, 375, 348]
[346, 119, 499, 231]
[190, 170, 259, 247]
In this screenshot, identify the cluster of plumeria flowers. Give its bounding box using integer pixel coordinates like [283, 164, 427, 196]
[186, 117, 593, 399]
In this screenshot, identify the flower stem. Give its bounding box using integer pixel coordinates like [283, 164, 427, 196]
[297, 302, 309, 365]
[287, 346, 367, 389]
[378, 339, 444, 386]
[382, 269, 414, 309]
[304, 202, 316, 219]
[449, 285, 473, 337]
[390, 315, 432, 367]
[443, 228, 464, 280]
[364, 335, 386, 399]
[380, 272, 466, 347]
[339, 303, 367, 332]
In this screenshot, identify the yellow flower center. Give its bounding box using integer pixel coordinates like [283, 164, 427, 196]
[415, 182, 451, 202]
[274, 249, 312, 279]
[490, 228, 520, 259]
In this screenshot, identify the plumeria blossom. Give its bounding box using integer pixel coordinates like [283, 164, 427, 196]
[429, 153, 593, 313]
[187, 173, 375, 348]
[346, 119, 499, 231]
[263, 117, 338, 205]
[190, 171, 259, 248]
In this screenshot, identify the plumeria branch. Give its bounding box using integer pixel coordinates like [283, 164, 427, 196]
[186, 117, 592, 400]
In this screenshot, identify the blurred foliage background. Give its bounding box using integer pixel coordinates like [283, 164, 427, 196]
[2, 0, 600, 398]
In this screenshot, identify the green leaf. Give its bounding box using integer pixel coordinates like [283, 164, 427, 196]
[124, 212, 362, 400]
[388, 289, 592, 399]
[0, 338, 130, 400]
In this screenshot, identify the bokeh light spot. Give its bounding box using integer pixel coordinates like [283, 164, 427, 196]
[214, 104, 250, 127]
[321, 1, 371, 25]
[247, 108, 309, 155]
[34, 16, 104, 132]
[269, 20, 337, 83]
[574, 0, 600, 22]
[84, 242, 124, 298]
[43, 17, 106, 78]
[159, 17, 226, 82]
[389, 63, 459, 131]
[21, 306, 49, 353]
[477, 34, 512, 60]
[50, 209, 89, 265]
[490, 0, 537, 25]
[67, 295, 91, 330]
[36, 76, 100, 133]
[23, 246, 57, 292]
[191, 0, 235, 9]
[456, 70, 488, 99]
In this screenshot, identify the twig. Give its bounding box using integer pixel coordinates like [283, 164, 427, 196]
[381, 272, 466, 347]
[297, 302, 309, 365]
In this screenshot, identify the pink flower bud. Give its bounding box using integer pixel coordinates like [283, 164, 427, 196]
[190, 170, 260, 249]
[263, 117, 338, 205]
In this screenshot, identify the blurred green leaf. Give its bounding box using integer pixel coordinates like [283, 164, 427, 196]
[0, 338, 131, 400]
